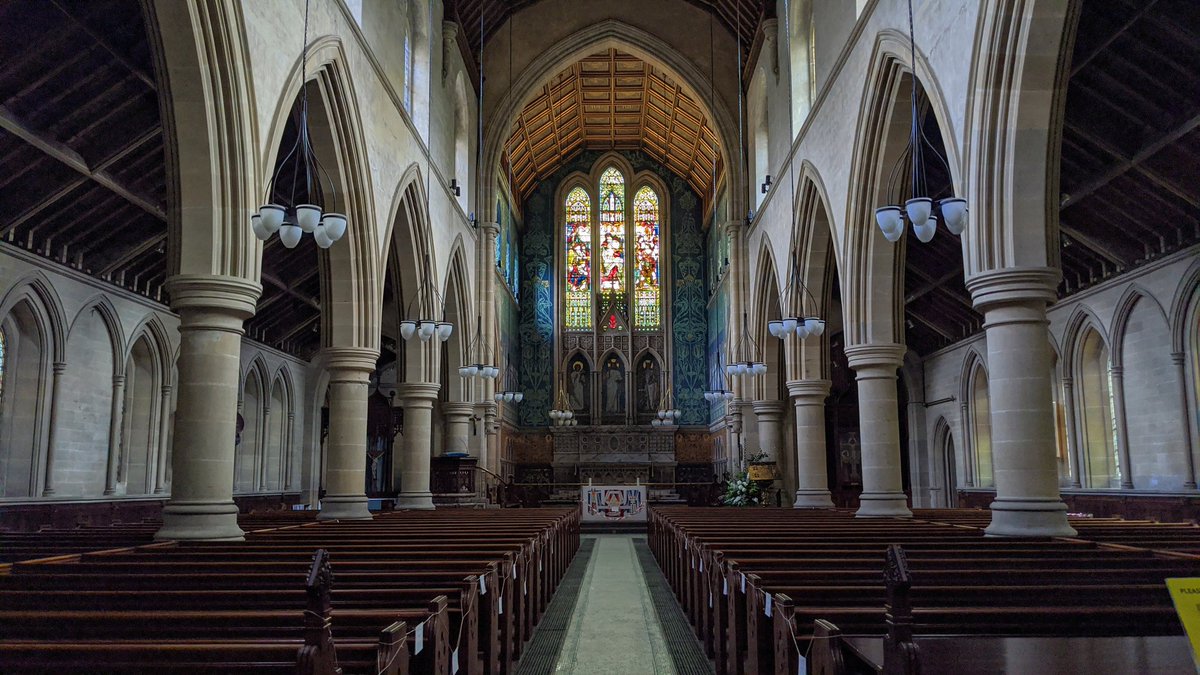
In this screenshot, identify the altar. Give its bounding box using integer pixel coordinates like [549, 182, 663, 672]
[550, 426, 677, 485]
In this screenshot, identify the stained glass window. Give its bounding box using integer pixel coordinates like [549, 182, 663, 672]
[632, 186, 661, 329]
[598, 167, 626, 293]
[564, 187, 593, 329]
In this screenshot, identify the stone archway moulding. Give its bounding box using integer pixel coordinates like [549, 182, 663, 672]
[479, 19, 747, 225]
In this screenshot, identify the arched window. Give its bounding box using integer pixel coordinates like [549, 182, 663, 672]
[1079, 329, 1121, 488]
[971, 368, 993, 488]
[632, 186, 661, 329]
[403, 5, 416, 111]
[787, 0, 815, 130]
[564, 187, 593, 330]
[598, 167, 626, 293]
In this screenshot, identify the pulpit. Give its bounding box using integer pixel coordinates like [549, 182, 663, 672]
[431, 454, 479, 505]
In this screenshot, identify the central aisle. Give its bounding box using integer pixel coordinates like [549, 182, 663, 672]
[553, 535, 677, 674]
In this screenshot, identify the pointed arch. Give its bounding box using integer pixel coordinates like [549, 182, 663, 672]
[931, 416, 958, 507]
[0, 271, 66, 363]
[382, 163, 439, 384]
[262, 35, 380, 353]
[962, 350, 993, 488]
[752, 239, 784, 402]
[0, 280, 58, 498]
[442, 238, 474, 401]
[125, 314, 174, 386]
[843, 30, 963, 348]
[67, 296, 126, 377]
[1169, 257, 1200, 354]
[1110, 284, 1168, 368]
[786, 162, 840, 381]
[1062, 306, 1111, 372]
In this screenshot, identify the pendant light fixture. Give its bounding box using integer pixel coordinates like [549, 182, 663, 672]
[873, 0, 966, 244]
[769, 159, 825, 341]
[398, 254, 453, 344]
[725, 311, 767, 378]
[252, 0, 348, 250]
[652, 370, 681, 427]
[549, 373, 576, 426]
[458, 315, 498, 379]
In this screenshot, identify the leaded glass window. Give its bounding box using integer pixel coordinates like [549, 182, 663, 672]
[632, 186, 661, 329]
[598, 167, 626, 293]
[564, 187, 593, 329]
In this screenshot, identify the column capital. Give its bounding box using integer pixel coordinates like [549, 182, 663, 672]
[760, 17, 779, 36]
[442, 20, 458, 42]
[322, 346, 380, 375]
[441, 400, 476, 417]
[399, 381, 441, 404]
[113, 374, 126, 386]
[480, 220, 500, 236]
[1171, 351, 1187, 366]
[723, 220, 745, 234]
[844, 343, 906, 370]
[786, 379, 832, 399]
[965, 266, 1060, 312]
[52, 361, 67, 374]
[751, 399, 787, 417]
[161, 384, 173, 394]
[166, 274, 261, 320]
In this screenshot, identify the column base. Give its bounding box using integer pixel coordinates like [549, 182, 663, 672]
[155, 500, 245, 541]
[317, 495, 373, 521]
[984, 498, 1077, 537]
[793, 490, 835, 509]
[394, 492, 436, 510]
[854, 492, 912, 518]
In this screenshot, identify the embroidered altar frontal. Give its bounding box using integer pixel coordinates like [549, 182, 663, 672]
[581, 485, 647, 522]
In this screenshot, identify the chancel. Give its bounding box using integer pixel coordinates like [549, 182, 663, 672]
[0, 0, 1198, 673]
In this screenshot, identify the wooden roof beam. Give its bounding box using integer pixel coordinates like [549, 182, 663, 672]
[97, 233, 166, 276]
[49, 0, 156, 89]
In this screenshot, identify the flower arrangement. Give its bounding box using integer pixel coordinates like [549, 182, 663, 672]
[723, 471, 764, 507]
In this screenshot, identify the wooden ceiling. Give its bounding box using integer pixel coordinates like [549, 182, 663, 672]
[503, 49, 723, 205]
[449, 0, 765, 64]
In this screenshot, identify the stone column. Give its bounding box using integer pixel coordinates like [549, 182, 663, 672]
[752, 400, 786, 460]
[1061, 377, 1083, 488]
[788, 379, 834, 508]
[1171, 353, 1198, 489]
[155, 276, 260, 541]
[154, 384, 172, 494]
[480, 221, 500, 421]
[1110, 366, 1134, 489]
[103, 374, 127, 495]
[959, 401, 974, 487]
[284, 411, 296, 491]
[442, 401, 474, 456]
[396, 382, 441, 509]
[844, 343, 911, 518]
[482, 402, 500, 476]
[41, 361, 66, 496]
[966, 268, 1075, 537]
[257, 402, 271, 492]
[318, 347, 377, 521]
[725, 221, 747, 402]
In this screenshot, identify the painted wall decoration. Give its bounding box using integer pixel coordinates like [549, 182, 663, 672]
[518, 149, 708, 427]
[495, 189, 521, 297]
[707, 221, 730, 420]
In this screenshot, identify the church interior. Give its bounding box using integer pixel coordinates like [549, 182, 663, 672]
[0, 0, 1199, 672]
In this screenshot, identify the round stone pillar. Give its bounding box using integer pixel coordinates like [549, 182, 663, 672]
[317, 347, 378, 521]
[966, 268, 1075, 536]
[155, 276, 260, 541]
[1171, 352, 1197, 489]
[442, 401, 475, 456]
[787, 379, 834, 508]
[41, 361, 66, 496]
[751, 400, 786, 460]
[396, 382, 441, 509]
[844, 343, 911, 518]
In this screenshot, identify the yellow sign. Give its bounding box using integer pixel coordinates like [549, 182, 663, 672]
[1166, 578, 1200, 672]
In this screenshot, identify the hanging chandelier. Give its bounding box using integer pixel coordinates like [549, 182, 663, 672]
[725, 312, 766, 378]
[652, 372, 681, 427]
[492, 355, 523, 403]
[768, 248, 826, 341]
[398, 254, 453, 344]
[251, 0, 348, 250]
[548, 373, 576, 426]
[873, 0, 967, 244]
[458, 315, 497, 379]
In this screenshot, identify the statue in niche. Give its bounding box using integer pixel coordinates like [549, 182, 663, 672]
[602, 355, 625, 421]
[637, 356, 661, 414]
[568, 359, 590, 421]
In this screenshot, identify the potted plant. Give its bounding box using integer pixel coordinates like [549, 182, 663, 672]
[722, 471, 764, 507]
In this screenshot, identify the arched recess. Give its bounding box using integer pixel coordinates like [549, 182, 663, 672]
[752, 240, 784, 402]
[1069, 322, 1120, 490]
[749, 67, 769, 209]
[632, 349, 666, 422]
[931, 417, 958, 507]
[452, 71, 471, 211]
[786, 164, 842, 382]
[597, 349, 629, 425]
[144, 0, 260, 283]
[236, 358, 269, 494]
[58, 299, 124, 497]
[265, 375, 286, 492]
[962, 355, 993, 489]
[963, 0, 1078, 276]
[563, 350, 594, 425]
[787, 0, 815, 129]
[382, 164, 439, 385]
[1169, 260, 1200, 489]
[843, 31, 962, 348]
[260, 36, 380, 355]
[0, 297, 52, 498]
[442, 238, 473, 401]
[1112, 288, 1185, 490]
[122, 322, 169, 496]
[479, 19, 746, 226]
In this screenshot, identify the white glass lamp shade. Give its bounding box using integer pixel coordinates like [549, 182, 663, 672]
[494, 392, 504, 401]
[313, 225, 333, 249]
[768, 320, 784, 338]
[571, 420, 578, 427]
[251, 215, 272, 241]
[418, 321, 437, 341]
[279, 224, 303, 249]
[738, 362, 752, 375]
[657, 410, 666, 420]
[874, 206, 903, 238]
[651, 419, 661, 428]
[882, 223, 904, 242]
[939, 198, 967, 235]
[795, 321, 811, 340]
[259, 204, 286, 232]
[504, 392, 515, 402]
[782, 317, 799, 333]
[458, 366, 472, 377]
[672, 410, 681, 420]
[905, 197, 933, 228]
[913, 214, 938, 243]
[489, 367, 501, 379]
[751, 362, 767, 375]
[725, 364, 737, 376]
[514, 392, 524, 403]
[399, 320, 417, 340]
[703, 392, 714, 402]
[804, 317, 821, 335]
[812, 318, 826, 336]
[436, 322, 454, 341]
[322, 213, 348, 241]
[463, 365, 480, 377]
[295, 204, 322, 233]
[723, 391, 735, 401]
